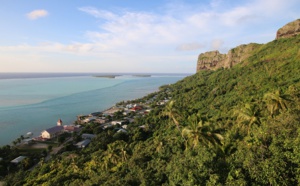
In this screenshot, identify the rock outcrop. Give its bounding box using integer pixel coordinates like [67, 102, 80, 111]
[196, 43, 260, 71]
[276, 19, 300, 39]
[197, 19, 300, 72]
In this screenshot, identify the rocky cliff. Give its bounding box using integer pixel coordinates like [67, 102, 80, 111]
[197, 19, 300, 72]
[197, 43, 260, 71]
[276, 19, 300, 39]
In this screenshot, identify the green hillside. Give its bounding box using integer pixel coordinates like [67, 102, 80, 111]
[3, 35, 300, 186]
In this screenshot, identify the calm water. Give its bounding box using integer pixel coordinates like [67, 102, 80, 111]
[0, 73, 188, 146]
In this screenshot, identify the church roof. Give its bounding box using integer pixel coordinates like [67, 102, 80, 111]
[45, 126, 64, 134]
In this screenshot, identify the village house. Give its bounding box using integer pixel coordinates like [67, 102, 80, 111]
[131, 105, 143, 112]
[94, 118, 108, 124]
[75, 139, 91, 148]
[64, 125, 81, 133]
[82, 116, 97, 124]
[144, 109, 152, 114]
[125, 104, 133, 109]
[41, 126, 64, 139]
[77, 116, 105, 124]
[102, 123, 113, 129]
[117, 128, 128, 133]
[10, 156, 26, 164]
[158, 99, 170, 105]
[111, 120, 128, 126]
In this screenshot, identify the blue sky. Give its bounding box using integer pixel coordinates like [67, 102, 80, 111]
[0, 0, 299, 73]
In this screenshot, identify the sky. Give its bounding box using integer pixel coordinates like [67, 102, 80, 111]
[0, 0, 299, 73]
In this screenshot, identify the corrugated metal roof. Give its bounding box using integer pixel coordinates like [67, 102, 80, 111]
[11, 156, 26, 164]
[75, 139, 91, 147]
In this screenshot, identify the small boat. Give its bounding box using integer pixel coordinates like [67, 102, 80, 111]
[26, 132, 33, 137]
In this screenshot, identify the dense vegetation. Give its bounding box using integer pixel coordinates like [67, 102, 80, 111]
[2, 34, 300, 185]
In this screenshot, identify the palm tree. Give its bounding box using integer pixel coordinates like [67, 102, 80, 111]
[21, 157, 31, 170]
[114, 140, 129, 162]
[161, 100, 181, 131]
[263, 90, 290, 117]
[182, 119, 223, 150]
[233, 103, 260, 134]
[102, 146, 119, 170]
[101, 141, 128, 170]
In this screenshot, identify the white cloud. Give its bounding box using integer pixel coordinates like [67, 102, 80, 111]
[1, 0, 299, 72]
[27, 9, 48, 20]
[220, 6, 253, 26]
[79, 7, 117, 20]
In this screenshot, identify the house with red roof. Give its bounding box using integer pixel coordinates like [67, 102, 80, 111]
[64, 125, 81, 133]
[131, 105, 143, 112]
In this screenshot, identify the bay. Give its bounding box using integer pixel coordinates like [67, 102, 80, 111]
[0, 74, 187, 146]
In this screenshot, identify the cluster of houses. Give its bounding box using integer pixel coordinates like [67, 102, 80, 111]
[28, 97, 171, 148]
[5, 94, 172, 168]
[31, 95, 169, 145]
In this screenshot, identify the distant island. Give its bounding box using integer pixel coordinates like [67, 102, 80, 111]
[93, 74, 151, 78]
[93, 75, 121, 78]
[132, 74, 151, 77]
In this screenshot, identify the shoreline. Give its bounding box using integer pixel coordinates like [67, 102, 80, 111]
[4, 95, 151, 148]
[1, 93, 149, 147]
[0, 75, 186, 147]
[3, 104, 124, 147]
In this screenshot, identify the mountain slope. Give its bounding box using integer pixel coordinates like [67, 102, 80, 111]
[3, 21, 300, 186]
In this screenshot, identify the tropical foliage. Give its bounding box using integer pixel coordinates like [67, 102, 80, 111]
[1, 34, 300, 185]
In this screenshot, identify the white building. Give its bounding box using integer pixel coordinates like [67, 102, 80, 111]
[75, 139, 91, 148]
[11, 156, 26, 164]
[41, 126, 64, 139]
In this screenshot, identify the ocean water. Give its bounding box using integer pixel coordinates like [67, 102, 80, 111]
[0, 73, 188, 146]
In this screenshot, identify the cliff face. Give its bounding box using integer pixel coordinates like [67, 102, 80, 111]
[197, 19, 300, 72]
[276, 19, 300, 39]
[196, 51, 226, 71]
[197, 43, 259, 71]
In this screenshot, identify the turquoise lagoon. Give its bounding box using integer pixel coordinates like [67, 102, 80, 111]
[0, 74, 187, 146]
